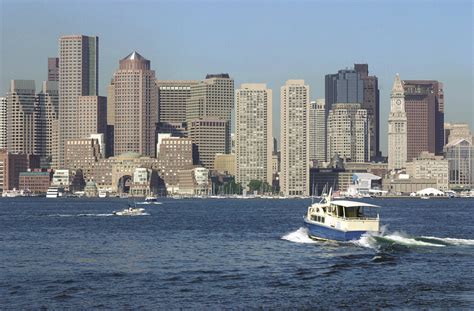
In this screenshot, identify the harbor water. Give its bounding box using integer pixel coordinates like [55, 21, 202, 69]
[1, 197, 473, 309]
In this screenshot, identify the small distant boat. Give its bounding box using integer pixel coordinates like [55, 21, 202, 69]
[98, 190, 108, 198]
[136, 196, 162, 205]
[46, 187, 60, 198]
[112, 206, 146, 216]
[420, 196, 430, 200]
[303, 188, 381, 241]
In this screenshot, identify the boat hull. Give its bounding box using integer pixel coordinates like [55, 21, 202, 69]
[303, 218, 370, 242]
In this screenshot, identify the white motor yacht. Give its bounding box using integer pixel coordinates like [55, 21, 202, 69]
[113, 206, 147, 216]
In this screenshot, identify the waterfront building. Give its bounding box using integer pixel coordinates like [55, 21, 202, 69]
[403, 79, 444, 160]
[64, 138, 103, 180]
[405, 151, 449, 191]
[326, 65, 380, 160]
[280, 80, 310, 196]
[0, 151, 29, 191]
[157, 137, 196, 192]
[444, 123, 472, 145]
[59, 35, 99, 167]
[84, 181, 98, 197]
[112, 51, 158, 157]
[444, 138, 473, 190]
[6, 80, 36, 154]
[52, 169, 72, 189]
[35, 81, 59, 167]
[19, 171, 51, 194]
[235, 83, 273, 187]
[382, 175, 437, 195]
[214, 154, 236, 176]
[48, 57, 59, 82]
[129, 167, 160, 197]
[388, 74, 408, 170]
[0, 97, 6, 149]
[77, 96, 107, 140]
[327, 103, 369, 162]
[188, 118, 230, 170]
[309, 99, 326, 164]
[177, 167, 210, 195]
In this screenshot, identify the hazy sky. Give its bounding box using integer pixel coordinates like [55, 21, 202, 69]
[1, 0, 473, 155]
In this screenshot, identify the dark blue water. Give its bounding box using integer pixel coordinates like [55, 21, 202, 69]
[1, 197, 473, 309]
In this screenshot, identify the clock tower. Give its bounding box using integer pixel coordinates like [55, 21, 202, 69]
[388, 74, 407, 170]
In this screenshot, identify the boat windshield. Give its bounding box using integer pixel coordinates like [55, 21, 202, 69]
[330, 204, 378, 219]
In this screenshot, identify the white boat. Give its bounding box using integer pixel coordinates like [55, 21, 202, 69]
[420, 196, 430, 200]
[2, 189, 24, 197]
[112, 206, 147, 216]
[136, 196, 162, 205]
[303, 189, 381, 241]
[46, 187, 59, 198]
[98, 190, 108, 198]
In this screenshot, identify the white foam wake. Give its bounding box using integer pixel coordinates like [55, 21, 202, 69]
[421, 236, 474, 246]
[381, 233, 445, 247]
[281, 227, 318, 244]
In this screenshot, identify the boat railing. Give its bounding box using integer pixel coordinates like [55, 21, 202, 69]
[329, 214, 379, 221]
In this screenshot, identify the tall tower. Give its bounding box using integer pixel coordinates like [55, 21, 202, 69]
[186, 74, 234, 169]
[403, 80, 444, 160]
[0, 97, 6, 150]
[113, 51, 158, 157]
[388, 74, 407, 170]
[235, 83, 273, 187]
[280, 80, 310, 196]
[6, 80, 36, 154]
[35, 81, 59, 166]
[309, 99, 326, 164]
[58, 35, 99, 167]
[327, 103, 369, 162]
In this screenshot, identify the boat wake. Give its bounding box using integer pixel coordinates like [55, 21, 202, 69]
[282, 227, 474, 250]
[354, 231, 474, 250]
[281, 227, 319, 244]
[48, 213, 150, 217]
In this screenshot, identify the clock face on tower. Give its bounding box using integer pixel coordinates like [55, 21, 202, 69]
[396, 99, 401, 105]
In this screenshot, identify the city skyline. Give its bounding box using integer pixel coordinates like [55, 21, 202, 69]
[1, 0, 473, 155]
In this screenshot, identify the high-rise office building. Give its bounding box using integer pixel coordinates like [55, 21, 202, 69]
[156, 80, 198, 137]
[280, 80, 310, 196]
[59, 35, 99, 167]
[112, 51, 158, 157]
[158, 80, 199, 124]
[327, 103, 369, 162]
[354, 64, 380, 159]
[76, 96, 107, 139]
[186, 74, 234, 122]
[106, 80, 115, 157]
[309, 99, 326, 164]
[326, 65, 380, 160]
[235, 83, 273, 187]
[388, 74, 408, 170]
[0, 97, 6, 150]
[35, 81, 59, 166]
[186, 74, 234, 168]
[403, 80, 444, 161]
[188, 118, 230, 170]
[6, 80, 36, 154]
[48, 57, 59, 82]
[325, 68, 363, 112]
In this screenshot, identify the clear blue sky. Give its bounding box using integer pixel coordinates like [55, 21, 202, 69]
[1, 0, 473, 155]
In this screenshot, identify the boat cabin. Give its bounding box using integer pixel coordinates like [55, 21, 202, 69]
[327, 201, 379, 219]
